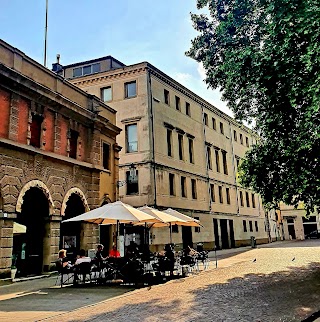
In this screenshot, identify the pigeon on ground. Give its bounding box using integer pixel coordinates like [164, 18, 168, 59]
[292, 257, 295, 261]
[253, 258, 257, 262]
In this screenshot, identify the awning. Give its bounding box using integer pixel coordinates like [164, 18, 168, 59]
[13, 222, 27, 234]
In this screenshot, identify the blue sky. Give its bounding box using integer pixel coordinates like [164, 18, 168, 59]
[0, 0, 231, 116]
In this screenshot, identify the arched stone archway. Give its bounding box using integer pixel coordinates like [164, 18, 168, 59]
[16, 180, 54, 215]
[14, 186, 50, 276]
[61, 187, 89, 216]
[60, 188, 91, 253]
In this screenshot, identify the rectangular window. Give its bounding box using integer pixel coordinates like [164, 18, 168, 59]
[186, 102, 191, 116]
[181, 176, 187, 198]
[178, 134, 184, 161]
[243, 220, 247, 232]
[164, 89, 170, 105]
[246, 137, 249, 147]
[92, 63, 101, 73]
[83, 65, 91, 76]
[126, 170, 139, 195]
[169, 173, 175, 196]
[125, 81, 137, 98]
[188, 138, 194, 163]
[222, 151, 228, 175]
[220, 122, 224, 134]
[204, 113, 208, 126]
[30, 114, 43, 148]
[240, 191, 244, 206]
[249, 220, 253, 232]
[234, 130, 237, 141]
[215, 150, 220, 172]
[218, 186, 223, 203]
[102, 143, 110, 170]
[73, 67, 82, 77]
[167, 129, 173, 157]
[252, 194, 256, 208]
[172, 224, 179, 233]
[212, 117, 216, 130]
[191, 179, 197, 199]
[226, 188, 230, 204]
[210, 184, 215, 202]
[246, 192, 250, 207]
[207, 146, 212, 170]
[175, 96, 180, 111]
[101, 86, 112, 102]
[126, 124, 138, 153]
[236, 158, 240, 170]
[240, 133, 243, 145]
[255, 221, 259, 232]
[194, 216, 200, 233]
[69, 129, 79, 159]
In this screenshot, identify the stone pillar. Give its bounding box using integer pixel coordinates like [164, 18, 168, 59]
[89, 129, 101, 165]
[8, 93, 19, 141]
[80, 222, 99, 251]
[0, 218, 14, 277]
[217, 219, 223, 249]
[43, 217, 61, 271]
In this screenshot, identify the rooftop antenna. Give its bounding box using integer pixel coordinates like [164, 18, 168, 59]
[44, 0, 48, 67]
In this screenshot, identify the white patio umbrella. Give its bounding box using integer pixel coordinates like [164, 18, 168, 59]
[62, 201, 158, 225]
[62, 201, 159, 251]
[138, 206, 188, 243]
[163, 208, 202, 227]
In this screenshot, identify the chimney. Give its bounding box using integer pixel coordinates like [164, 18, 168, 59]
[52, 54, 63, 75]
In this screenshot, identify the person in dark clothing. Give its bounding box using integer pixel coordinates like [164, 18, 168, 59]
[95, 244, 107, 269]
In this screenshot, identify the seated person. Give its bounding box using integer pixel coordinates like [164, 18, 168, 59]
[57, 249, 73, 270]
[126, 241, 139, 258]
[95, 244, 107, 268]
[109, 245, 120, 258]
[74, 249, 91, 265]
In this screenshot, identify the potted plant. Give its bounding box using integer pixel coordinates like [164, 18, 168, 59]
[11, 254, 17, 280]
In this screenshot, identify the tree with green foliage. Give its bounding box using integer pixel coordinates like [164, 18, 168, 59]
[187, 0, 320, 214]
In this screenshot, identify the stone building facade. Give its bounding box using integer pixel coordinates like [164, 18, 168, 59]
[0, 40, 120, 277]
[59, 56, 276, 251]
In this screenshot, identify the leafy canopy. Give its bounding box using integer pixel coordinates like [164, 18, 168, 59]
[187, 0, 320, 214]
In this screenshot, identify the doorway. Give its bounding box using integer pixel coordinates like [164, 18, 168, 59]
[60, 193, 85, 258]
[220, 219, 230, 249]
[182, 226, 193, 249]
[213, 219, 220, 250]
[288, 224, 296, 239]
[14, 187, 49, 276]
[229, 220, 235, 248]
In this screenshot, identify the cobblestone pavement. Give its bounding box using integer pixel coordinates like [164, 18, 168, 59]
[1, 240, 320, 322]
[41, 240, 320, 322]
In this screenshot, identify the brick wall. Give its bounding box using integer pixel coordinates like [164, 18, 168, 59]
[0, 88, 10, 138]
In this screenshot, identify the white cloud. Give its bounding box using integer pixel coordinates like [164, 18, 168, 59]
[175, 72, 193, 87]
[197, 63, 207, 80]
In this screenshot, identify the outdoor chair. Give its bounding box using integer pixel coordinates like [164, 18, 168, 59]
[55, 261, 74, 288]
[74, 262, 93, 285]
[196, 251, 209, 270]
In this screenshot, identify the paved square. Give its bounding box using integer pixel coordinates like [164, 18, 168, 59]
[1, 240, 320, 321]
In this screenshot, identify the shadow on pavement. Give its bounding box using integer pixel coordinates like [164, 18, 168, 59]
[73, 262, 320, 322]
[0, 284, 134, 313]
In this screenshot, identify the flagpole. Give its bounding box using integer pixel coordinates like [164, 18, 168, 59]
[44, 0, 48, 67]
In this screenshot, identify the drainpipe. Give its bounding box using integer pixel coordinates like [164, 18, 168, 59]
[200, 104, 211, 213]
[147, 68, 157, 207]
[228, 121, 240, 215]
